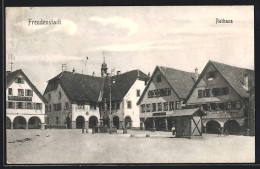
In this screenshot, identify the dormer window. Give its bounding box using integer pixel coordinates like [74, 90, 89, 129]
[156, 75, 162, 83]
[207, 71, 217, 80]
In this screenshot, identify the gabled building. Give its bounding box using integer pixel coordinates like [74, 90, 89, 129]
[137, 66, 197, 131]
[43, 62, 149, 130]
[185, 60, 255, 135]
[6, 69, 47, 129]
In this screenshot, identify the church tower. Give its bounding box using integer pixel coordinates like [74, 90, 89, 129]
[101, 56, 108, 77]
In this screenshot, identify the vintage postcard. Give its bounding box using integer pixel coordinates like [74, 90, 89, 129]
[5, 6, 255, 164]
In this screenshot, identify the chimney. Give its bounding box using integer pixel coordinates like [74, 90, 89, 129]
[195, 67, 199, 81]
[92, 71, 95, 76]
[117, 71, 121, 75]
[72, 68, 75, 74]
[244, 74, 248, 90]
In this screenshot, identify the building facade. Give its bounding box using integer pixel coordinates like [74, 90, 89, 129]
[185, 60, 255, 135]
[137, 66, 197, 131]
[44, 62, 149, 130]
[6, 69, 47, 129]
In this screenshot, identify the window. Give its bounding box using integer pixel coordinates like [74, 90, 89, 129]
[8, 88, 13, 95]
[207, 71, 217, 80]
[111, 102, 115, 110]
[49, 105, 52, 112]
[169, 101, 174, 110]
[18, 89, 24, 96]
[58, 92, 61, 99]
[152, 103, 156, 112]
[176, 101, 182, 110]
[212, 87, 229, 96]
[127, 101, 132, 109]
[77, 104, 84, 109]
[148, 88, 171, 98]
[48, 93, 51, 101]
[64, 102, 69, 110]
[156, 75, 162, 83]
[210, 103, 217, 111]
[26, 102, 33, 109]
[7, 102, 15, 109]
[227, 103, 232, 110]
[137, 90, 141, 97]
[16, 77, 24, 84]
[141, 104, 145, 112]
[218, 103, 225, 110]
[157, 103, 162, 111]
[198, 90, 203, 98]
[17, 102, 23, 109]
[36, 103, 42, 110]
[45, 105, 48, 112]
[146, 104, 151, 112]
[25, 89, 33, 96]
[56, 116, 59, 125]
[204, 89, 210, 97]
[163, 102, 168, 111]
[236, 102, 241, 109]
[202, 104, 210, 111]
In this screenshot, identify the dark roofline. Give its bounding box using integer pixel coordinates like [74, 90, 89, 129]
[6, 69, 48, 104]
[184, 60, 252, 104]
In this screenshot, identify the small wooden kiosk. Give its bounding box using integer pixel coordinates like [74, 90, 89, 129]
[172, 108, 206, 138]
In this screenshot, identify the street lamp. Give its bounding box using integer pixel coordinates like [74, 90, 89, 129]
[108, 75, 115, 134]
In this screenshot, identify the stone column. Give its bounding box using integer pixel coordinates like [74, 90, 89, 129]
[41, 123, 45, 129]
[119, 121, 123, 129]
[122, 121, 125, 129]
[72, 121, 76, 129]
[26, 121, 28, 129]
[11, 122, 13, 130]
[165, 118, 168, 132]
[85, 121, 89, 133]
[140, 121, 144, 130]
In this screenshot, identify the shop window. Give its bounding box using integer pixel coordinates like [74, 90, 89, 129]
[8, 88, 13, 95]
[157, 103, 162, 111]
[169, 101, 174, 110]
[127, 101, 132, 109]
[18, 89, 24, 96]
[146, 104, 151, 112]
[163, 102, 168, 111]
[152, 103, 156, 112]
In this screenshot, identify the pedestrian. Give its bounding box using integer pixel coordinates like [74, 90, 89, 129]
[218, 127, 222, 137]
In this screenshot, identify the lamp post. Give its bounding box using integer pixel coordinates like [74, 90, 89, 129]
[108, 75, 115, 134]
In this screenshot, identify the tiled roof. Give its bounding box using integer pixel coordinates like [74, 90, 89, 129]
[6, 69, 48, 104]
[137, 66, 196, 105]
[159, 66, 197, 99]
[44, 70, 149, 103]
[211, 61, 255, 98]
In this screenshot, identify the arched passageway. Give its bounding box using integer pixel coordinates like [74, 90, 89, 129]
[113, 116, 119, 129]
[76, 116, 85, 129]
[13, 116, 27, 129]
[28, 116, 41, 129]
[89, 116, 98, 128]
[6, 117, 11, 129]
[206, 120, 221, 134]
[144, 118, 153, 130]
[224, 120, 240, 135]
[125, 116, 132, 129]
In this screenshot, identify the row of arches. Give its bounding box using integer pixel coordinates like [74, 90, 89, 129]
[206, 120, 240, 135]
[6, 116, 41, 129]
[74, 115, 132, 129]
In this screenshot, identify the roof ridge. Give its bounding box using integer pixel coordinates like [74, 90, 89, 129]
[210, 60, 254, 71]
[159, 65, 196, 74]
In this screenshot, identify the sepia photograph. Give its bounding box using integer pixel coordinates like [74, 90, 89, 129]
[5, 6, 255, 164]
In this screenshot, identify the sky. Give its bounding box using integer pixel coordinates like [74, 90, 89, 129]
[6, 6, 254, 94]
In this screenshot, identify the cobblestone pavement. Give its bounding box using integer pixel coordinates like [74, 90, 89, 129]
[6, 129, 255, 164]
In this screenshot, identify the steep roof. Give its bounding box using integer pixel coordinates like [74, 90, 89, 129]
[172, 108, 206, 117]
[44, 70, 149, 103]
[185, 60, 255, 103]
[6, 69, 48, 104]
[103, 70, 149, 101]
[137, 66, 196, 105]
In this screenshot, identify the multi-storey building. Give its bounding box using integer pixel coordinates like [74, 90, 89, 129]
[137, 66, 197, 131]
[185, 60, 255, 135]
[6, 69, 47, 129]
[43, 61, 149, 130]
